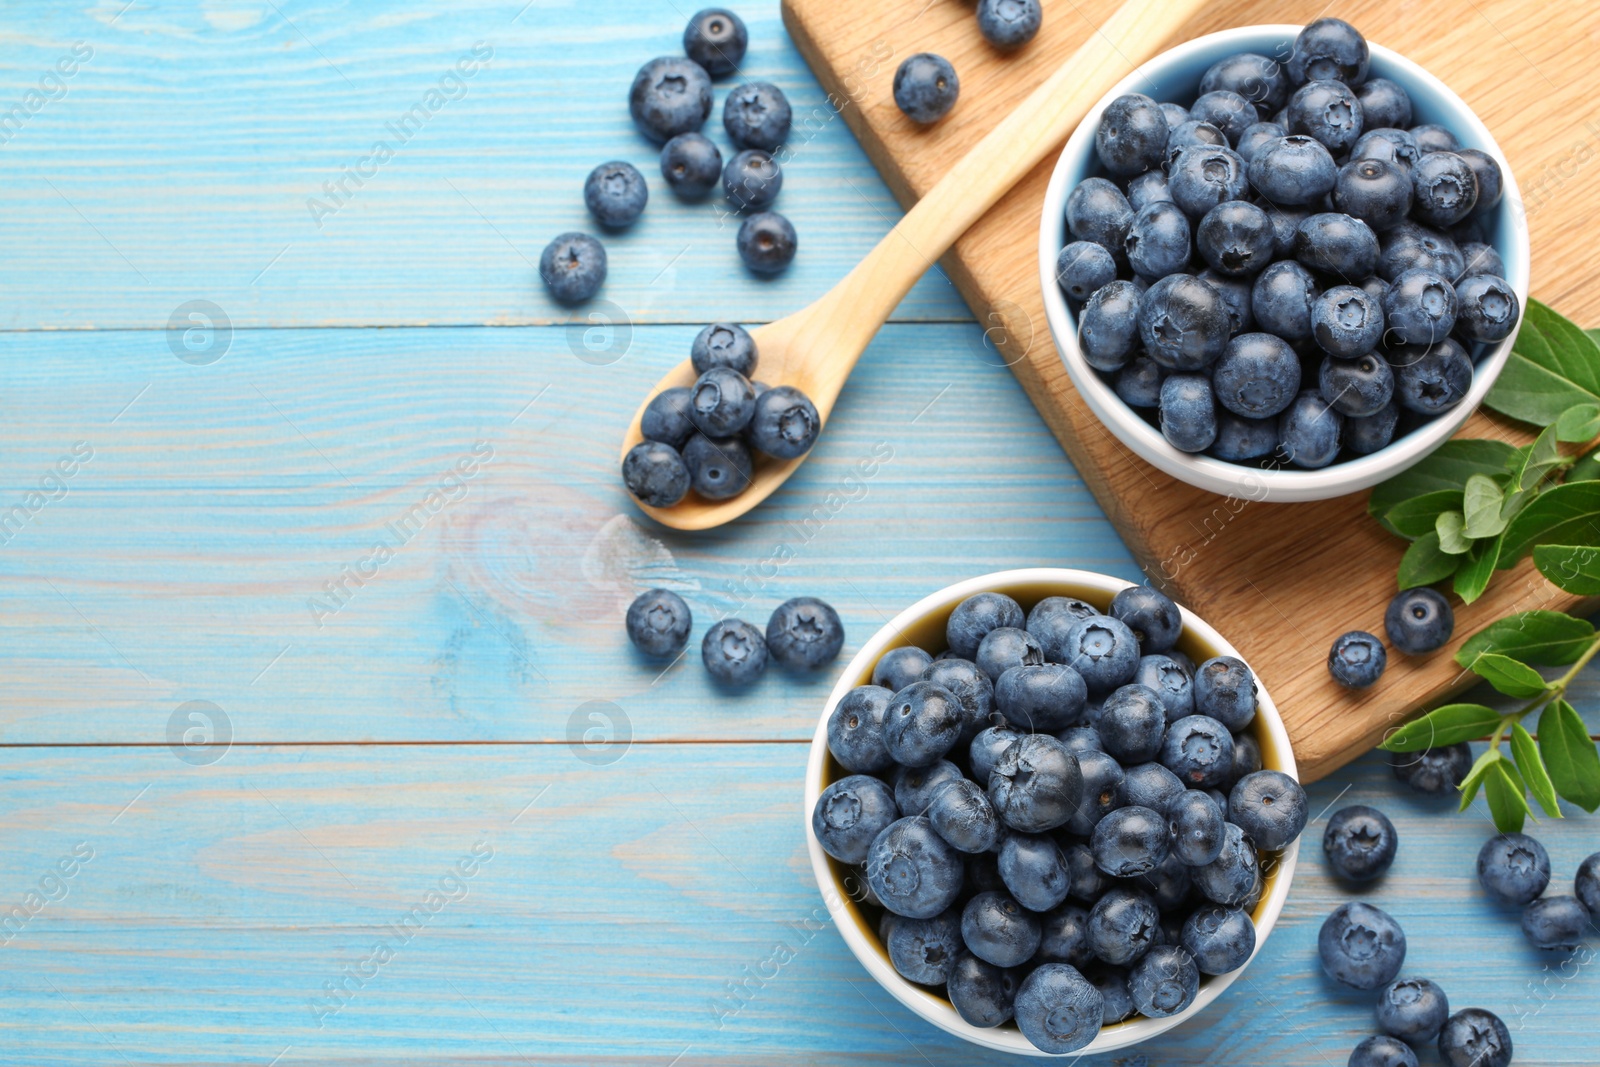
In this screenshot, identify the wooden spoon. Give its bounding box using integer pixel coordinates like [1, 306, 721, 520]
[621, 0, 1209, 530]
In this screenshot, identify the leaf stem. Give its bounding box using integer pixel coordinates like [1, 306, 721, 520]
[1489, 630, 1600, 754]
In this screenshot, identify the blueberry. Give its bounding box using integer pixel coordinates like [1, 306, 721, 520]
[1164, 119, 1229, 169]
[961, 890, 1041, 967]
[1438, 1009, 1513, 1067]
[626, 588, 693, 658]
[690, 367, 757, 437]
[994, 663, 1087, 732]
[1279, 390, 1343, 469]
[1383, 268, 1458, 345]
[988, 733, 1083, 833]
[1055, 724, 1104, 757]
[1167, 788, 1226, 867]
[1078, 963, 1132, 1025]
[948, 952, 1020, 1026]
[1086, 885, 1160, 965]
[1287, 79, 1364, 153]
[1168, 144, 1250, 218]
[701, 617, 767, 683]
[1356, 77, 1412, 129]
[1249, 134, 1338, 205]
[682, 8, 747, 78]
[723, 82, 791, 152]
[1160, 715, 1235, 789]
[1384, 587, 1453, 654]
[1411, 152, 1479, 227]
[1123, 761, 1186, 814]
[1312, 284, 1385, 358]
[1576, 851, 1600, 917]
[868, 816, 966, 919]
[1319, 901, 1406, 989]
[723, 148, 781, 211]
[1126, 168, 1173, 211]
[583, 161, 650, 231]
[1026, 596, 1099, 659]
[1211, 413, 1279, 461]
[640, 387, 697, 450]
[765, 596, 843, 670]
[1061, 841, 1110, 905]
[1476, 832, 1551, 905]
[1377, 977, 1449, 1045]
[1207, 787, 1230, 820]
[975, 0, 1042, 51]
[1352, 127, 1421, 170]
[1091, 805, 1169, 877]
[1296, 213, 1379, 280]
[873, 646, 933, 692]
[1456, 148, 1503, 216]
[1134, 654, 1194, 722]
[1193, 821, 1260, 906]
[1200, 52, 1290, 113]
[1124, 202, 1192, 280]
[885, 682, 965, 768]
[629, 56, 713, 144]
[1115, 356, 1165, 408]
[1230, 769, 1308, 849]
[1159, 101, 1190, 128]
[1067, 177, 1135, 256]
[540, 232, 607, 304]
[828, 685, 895, 773]
[1067, 750, 1126, 837]
[1229, 731, 1263, 783]
[1390, 742, 1473, 796]
[887, 908, 962, 985]
[1457, 242, 1505, 279]
[1378, 222, 1465, 281]
[1095, 93, 1170, 177]
[1329, 630, 1387, 688]
[894, 53, 960, 124]
[976, 626, 1045, 683]
[1391, 338, 1472, 415]
[1198, 268, 1255, 333]
[736, 211, 797, 274]
[1235, 121, 1287, 162]
[1140, 274, 1231, 370]
[1093, 684, 1167, 764]
[1523, 895, 1592, 951]
[682, 433, 753, 499]
[1056, 241, 1118, 303]
[1212, 331, 1302, 419]
[923, 657, 997, 744]
[1289, 18, 1369, 86]
[895, 761, 965, 817]
[1453, 273, 1519, 343]
[690, 322, 757, 376]
[1412, 123, 1461, 155]
[1129, 943, 1200, 1017]
[813, 774, 899, 864]
[1063, 614, 1141, 694]
[1321, 352, 1394, 418]
[747, 385, 820, 459]
[1196, 201, 1274, 277]
[1349, 1035, 1419, 1067]
[1190, 90, 1259, 147]
[1034, 904, 1094, 967]
[1252, 260, 1320, 340]
[947, 592, 1026, 660]
[993, 832, 1071, 912]
[622, 440, 691, 507]
[970, 721, 1024, 784]
[923, 778, 1000, 855]
[1261, 203, 1310, 259]
[1335, 158, 1413, 232]
[1323, 805, 1398, 882]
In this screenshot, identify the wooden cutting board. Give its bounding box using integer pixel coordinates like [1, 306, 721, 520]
[781, 0, 1600, 781]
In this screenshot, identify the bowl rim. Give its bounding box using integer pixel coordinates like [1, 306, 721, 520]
[802, 568, 1301, 1056]
[1036, 25, 1532, 503]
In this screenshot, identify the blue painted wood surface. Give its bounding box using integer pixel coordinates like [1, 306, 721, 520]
[0, 1, 1594, 1063]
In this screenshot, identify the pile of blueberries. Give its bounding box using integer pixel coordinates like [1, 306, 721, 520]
[1059, 19, 1519, 468]
[810, 584, 1311, 1053]
[889, 0, 1045, 126]
[1313, 795, 1598, 1067]
[621, 322, 822, 508]
[540, 8, 799, 307]
[626, 587, 843, 684]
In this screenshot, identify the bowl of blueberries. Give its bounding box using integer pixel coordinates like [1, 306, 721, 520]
[804, 569, 1307, 1055]
[1038, 19, 1529, 502]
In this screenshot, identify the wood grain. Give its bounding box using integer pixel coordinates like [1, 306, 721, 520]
[782, 0, 1600, 781]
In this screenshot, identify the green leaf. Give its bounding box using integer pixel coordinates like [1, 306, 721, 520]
[1532, 544, 1600, 595]
[1484, 760, 1531, 833]
[1556, 403, 1600, 443]
[1457, 748, 1502, 810]
[1382, 490, 1466, 540]
[1369, 441, 1519, 519]
[1454, 535, 1502, 604]
[1509, 424, 1564, 492]
[1463, 474, 1508, 538]
[1456, 611, 1597, 666]
[1380, 703, 1503, 752]
[1398, 531, 1461, 588]
[1500, 480, 1600, 564]
[1464, 652, 1549, 698]
[1570, 447, 1600, 483]
[1436, 510, 1473, 554]
[1511, 722, 1563, 818]
[1486, 299, 1600, 425]
[1538, 699, 1600, 812]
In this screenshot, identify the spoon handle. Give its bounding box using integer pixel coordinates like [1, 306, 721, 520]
[802, 0, 1209, 355]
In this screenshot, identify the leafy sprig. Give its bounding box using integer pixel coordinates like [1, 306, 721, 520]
[1368, 300, 1600, 603]
[1380, 609, 1600, 831]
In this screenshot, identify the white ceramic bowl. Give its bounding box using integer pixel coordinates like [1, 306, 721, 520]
[1038, 27, 1530, 502]
[803, 569, 1301, 1056]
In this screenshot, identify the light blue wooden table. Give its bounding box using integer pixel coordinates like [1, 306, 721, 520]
[1, 2, 1595, 1063]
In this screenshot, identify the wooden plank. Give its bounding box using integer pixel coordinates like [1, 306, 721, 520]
[0, 0, 968, 328]
[781, 0, 1600, 781]
[0, 322, 1138, 744]
[1, 742, 1595, 1065]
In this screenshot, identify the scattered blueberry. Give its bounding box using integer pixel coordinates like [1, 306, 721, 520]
[1437, 1008, 1512, 1067]
[622, 440, 691, 507]
[1476, 832, 1551, 905]
[975, 0, 1042, 51]
[1329, 630, 1387, 688]
[681, 433, 753, 499]
[540, 232, 607, 304]
[1376, 976, 1449, 1045]
[1323, 805, 1398, 881]
[682, 8, 747, 78]
[1390, 742, 1472, 795]
[736, 211, 797, 274]
[701, 617, 768, 683]
[1524, 894, 1591, 951]
[629, 56, 713, 144]
[894, 53, 960, 125]
[1348, 1035, 1419, 1067]
[723, 148, 782, 210]
[1319, 901, 1407, 989]
[584, 162, 648, 231]
[765, 596, 842, 669]
[1576, 851, 1600, 917]
[1384, 587, 1454, 654]
[813, 774, 899, 864]
[626, 588, 693, 657]
[723, 81, 791, 152]
[691, 322, 758, 376]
